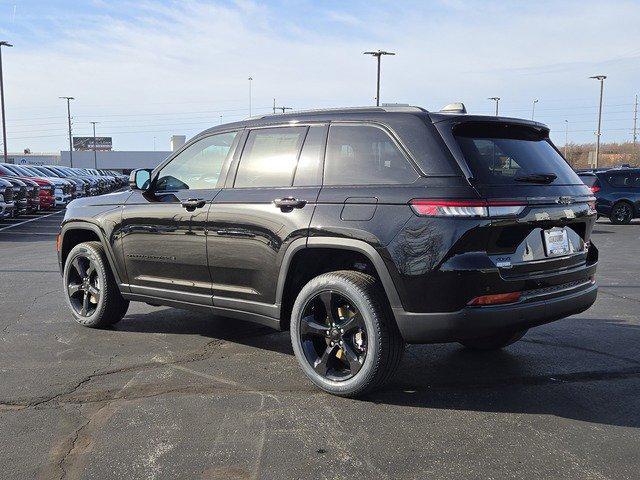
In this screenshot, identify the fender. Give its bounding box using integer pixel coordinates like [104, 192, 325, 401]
[275, 236, 402, 310]
[58, 221, 126, 287]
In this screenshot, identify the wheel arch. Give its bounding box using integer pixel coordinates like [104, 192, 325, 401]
[276, 237, 402, 328]
[59, 222, 125, 285]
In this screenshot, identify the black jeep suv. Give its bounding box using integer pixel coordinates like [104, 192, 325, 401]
[58, 105, 598, 397]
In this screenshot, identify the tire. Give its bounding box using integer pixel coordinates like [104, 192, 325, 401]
[290, 270, 404, 397]
[459, 329, 527, 351]
[609, 201, 634, 225]
[63, 241, 129, 328]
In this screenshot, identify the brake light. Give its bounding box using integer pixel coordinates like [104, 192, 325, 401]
[590, 185, 600, 193]
[409, 199, 526, 218]
[467, 291, 521, 306]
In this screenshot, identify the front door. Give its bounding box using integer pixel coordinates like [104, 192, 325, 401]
[207, 125, 327, 312]
[120, 131, 240, 305]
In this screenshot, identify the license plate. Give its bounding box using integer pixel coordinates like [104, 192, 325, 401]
[543, 227, 570, 257]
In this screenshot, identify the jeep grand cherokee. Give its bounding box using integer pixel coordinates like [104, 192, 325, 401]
[57, 105, 598, 397]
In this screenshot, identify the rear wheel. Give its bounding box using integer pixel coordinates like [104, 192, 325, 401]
[610, 202, 633, 225]
[63, 241, 129, 328]
[459, 329, 527, 351]
[290, 270, 404, 397]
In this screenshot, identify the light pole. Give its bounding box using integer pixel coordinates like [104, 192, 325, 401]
[59, 96, 75, 167]
[248, 76, 253, 117]
[90, 121, 99, 169]
[0, 41, 13, 163]
[363, 50, 395, 106]
[564, 119, 569, 160]
[590, 75, 606, 169]
[531, 99, 539, 120]
[488, 97, 500, 116]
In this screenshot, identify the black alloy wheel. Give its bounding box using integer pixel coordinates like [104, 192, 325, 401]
[610, 202, 633, 225]
[67, 255, 101, 317]
[299, 290, 368, 381]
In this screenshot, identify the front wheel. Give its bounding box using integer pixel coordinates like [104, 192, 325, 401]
[459, 329, 527, 351]
[290, 271, 404, 397]
[63, 241, 129, 328]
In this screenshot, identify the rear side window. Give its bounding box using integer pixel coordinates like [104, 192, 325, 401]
[324, 124, 418, 185]
[454, 123, 581, 185]
[607, 173, 632, 187]
[234, 127, 306, 188]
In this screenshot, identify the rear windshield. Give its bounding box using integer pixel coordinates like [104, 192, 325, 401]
[578, 175, 597, 187]
[454, 123, 582, 185]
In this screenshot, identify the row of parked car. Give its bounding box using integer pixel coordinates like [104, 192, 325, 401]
[0, 163, 127, 219]
[578, 167, 640, 224]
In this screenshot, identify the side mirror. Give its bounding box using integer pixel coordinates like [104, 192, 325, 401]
[129, 169, 152, 190]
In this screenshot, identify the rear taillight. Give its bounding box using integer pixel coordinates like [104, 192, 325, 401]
[409, 199, 526, 218]
[467, 291, 521, 306]
[590, 185, 600, 193]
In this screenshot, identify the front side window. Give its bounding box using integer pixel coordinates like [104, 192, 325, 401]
[155, 131, 238, 191]
[324, 125, 418, 185]
[454, 123, 581, 185]
[234, 127, 306, 188]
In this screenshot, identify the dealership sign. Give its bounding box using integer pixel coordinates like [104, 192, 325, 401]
[73, 136, 113, 151]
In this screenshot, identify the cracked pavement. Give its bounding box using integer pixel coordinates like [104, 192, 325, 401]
[1, 212, 639, 479]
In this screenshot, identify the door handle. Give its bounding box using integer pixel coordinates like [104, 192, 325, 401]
[181, 198, 206, 212]
[273, 197, 307, 212]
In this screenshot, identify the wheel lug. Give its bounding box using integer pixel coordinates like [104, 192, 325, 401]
[340, 329, 344, 333]
[339, 341, 343, 346]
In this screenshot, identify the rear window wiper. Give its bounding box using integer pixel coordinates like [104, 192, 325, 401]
[514, 172, 557, 184]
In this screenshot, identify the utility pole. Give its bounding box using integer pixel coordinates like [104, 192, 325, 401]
[564, 119, 569, 160]
[488, 97, 500, 116]
[0, 41, 13, 163]
[633, 94, 637, 160]
[248, 76, 253, 117]
[589, 75, 606, 169]
[531, 98, 539, 120]
[363, 50, 395, 106]
[59, 96, 75, 167]
[90, 121, 99, 169]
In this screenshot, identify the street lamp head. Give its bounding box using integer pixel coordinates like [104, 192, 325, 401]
[0, 41, 13, 47]
[589, 75, 607, 81]
[533, 98, 539, 103]
[59, 96, 75, 100]
[364, 50, 396, 57]
[488, 97, 500, 101]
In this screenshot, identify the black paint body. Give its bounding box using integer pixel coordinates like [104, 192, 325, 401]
[59, 107, 598, 343]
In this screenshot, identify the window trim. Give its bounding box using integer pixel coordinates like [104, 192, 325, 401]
[322, 121, 420, 187]
[151, 129, 242, 192]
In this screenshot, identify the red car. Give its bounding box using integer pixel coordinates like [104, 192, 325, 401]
[0, 165, 55, 210]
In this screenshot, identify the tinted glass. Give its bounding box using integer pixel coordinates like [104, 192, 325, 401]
[234, 127, 306, 188]
[324, 125, 417, 185]
[156, 131, 237, 191]
[454, 123, 581, 185]
[607, 174, 631, 187]
[294, 126, 326, 186]
[633, 174, 640, 187]
[578, 174, 597, 187]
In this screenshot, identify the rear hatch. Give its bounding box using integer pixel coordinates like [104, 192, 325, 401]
[435, 117, 596, 278]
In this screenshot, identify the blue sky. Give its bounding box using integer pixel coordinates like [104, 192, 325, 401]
[0, 0, 639, 152]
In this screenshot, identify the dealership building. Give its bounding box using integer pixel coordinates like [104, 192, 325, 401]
[6, 135, 186, 173]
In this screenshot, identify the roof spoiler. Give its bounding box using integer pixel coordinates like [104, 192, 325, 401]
[440, 102, 467, 114]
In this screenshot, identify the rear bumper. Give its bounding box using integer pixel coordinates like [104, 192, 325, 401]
[394, 281, 597, 344]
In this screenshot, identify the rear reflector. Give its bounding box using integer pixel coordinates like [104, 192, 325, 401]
[409, 199, 526, 218]
[590, 185, 600, 193]
[56, 234, 61, 252]
[467, 291, 521, 306]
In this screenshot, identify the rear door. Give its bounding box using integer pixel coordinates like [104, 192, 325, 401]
[446, 121, 596, 275]
[206, 125, 325, 312]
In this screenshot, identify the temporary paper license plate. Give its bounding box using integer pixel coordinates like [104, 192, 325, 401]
[543, 227, 570, 257]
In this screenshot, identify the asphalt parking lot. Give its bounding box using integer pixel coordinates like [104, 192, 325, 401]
[0, 211, 639, 479]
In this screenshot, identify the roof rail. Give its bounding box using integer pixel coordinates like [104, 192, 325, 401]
[252, 105, 426, 120]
